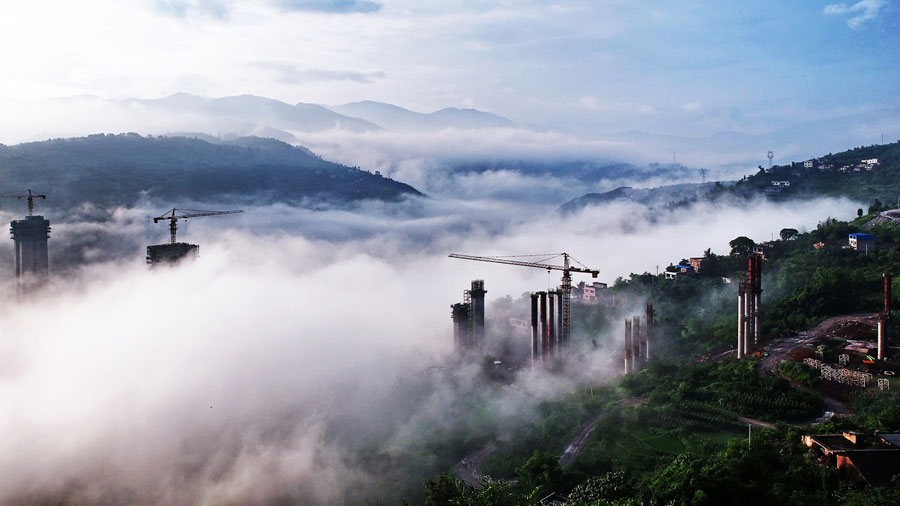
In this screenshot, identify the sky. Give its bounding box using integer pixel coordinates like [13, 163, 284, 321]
[0, 0, 897, 140]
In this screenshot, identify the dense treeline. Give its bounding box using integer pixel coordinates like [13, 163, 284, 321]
[594, 209, 900, 359]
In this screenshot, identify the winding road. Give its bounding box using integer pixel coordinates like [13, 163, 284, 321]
[456, 398, 646, 487]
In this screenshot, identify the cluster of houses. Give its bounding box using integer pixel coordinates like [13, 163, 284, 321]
[803, 157, 880, 173]
[766, 157, 882, 195]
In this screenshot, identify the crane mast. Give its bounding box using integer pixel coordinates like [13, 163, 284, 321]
[153, 208, 244, 244]
[449, 252, 598, 346]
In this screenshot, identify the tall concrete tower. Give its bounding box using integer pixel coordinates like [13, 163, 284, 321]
[469, 279, 486, 346]
[10, 215, 51, 292]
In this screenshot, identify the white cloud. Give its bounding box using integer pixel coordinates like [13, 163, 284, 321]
[0, 175, 864, 504]
[824, 0, 887, 29]
[682, 102, 703, 112]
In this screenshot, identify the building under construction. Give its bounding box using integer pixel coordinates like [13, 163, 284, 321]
[3, 190, 50, 294]
[449, 252, 598, 366]
[451, 280, 487, 353]
[147, 208, 242, 267]
[624, 303, 654, 374]
[10, 215, 51, 292]
[737, 255, 762, 358]
[146, 242, 199, 266]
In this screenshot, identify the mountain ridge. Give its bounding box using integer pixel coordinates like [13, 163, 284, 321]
[0, 133, 422, 210]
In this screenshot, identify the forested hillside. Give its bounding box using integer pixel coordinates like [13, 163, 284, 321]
[0, 134, 421, 209]
[730, 141, 900, 203]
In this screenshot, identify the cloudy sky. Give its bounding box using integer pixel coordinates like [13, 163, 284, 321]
[1, 0, 896, 139]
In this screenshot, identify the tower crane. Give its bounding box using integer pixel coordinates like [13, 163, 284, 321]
[449, 252, 598, 346]
[153, 208, 243, 244]
[0, 189, 47, 217]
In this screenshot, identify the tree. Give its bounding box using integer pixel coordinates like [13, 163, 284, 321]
[729, 236, 755, 256]
[779, 228, 799, 241]
[417, 474, 524, 506]
[858, 208, 864, 218]
[869, 198, 884, 215]
[568, 472, 634, 504]
[421, 473, 467, 506]
[515, 450, 563, 497]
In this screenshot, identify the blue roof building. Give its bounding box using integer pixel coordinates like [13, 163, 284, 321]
[849, 233, 876, 251]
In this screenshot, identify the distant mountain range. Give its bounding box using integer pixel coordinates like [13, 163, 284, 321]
[130, 93, 381, 134]
[0, 134, 421, 210]
[326, 100, 514, 131]
[32, 93, 518, 144]
[3, 93, 897, 178]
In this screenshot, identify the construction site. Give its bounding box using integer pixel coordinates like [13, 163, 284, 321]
[449, 252, 614, 371]
[0, 193, 243, 294]
[2, 190, 50, 296]
[146, 208, 243, 266]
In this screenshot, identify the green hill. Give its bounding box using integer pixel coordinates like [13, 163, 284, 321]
[0, 133, 421, 210]
[732, 141, 900, 204]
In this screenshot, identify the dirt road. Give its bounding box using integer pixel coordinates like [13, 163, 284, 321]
[456, 398, 649, 487]
[454, 442, 498, 487]
[559, 411, 606, 468]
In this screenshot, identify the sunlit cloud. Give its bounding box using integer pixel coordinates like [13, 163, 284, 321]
[824, 0, 887, 29]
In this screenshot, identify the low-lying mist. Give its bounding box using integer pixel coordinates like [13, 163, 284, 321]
[0, 190, 860, 504]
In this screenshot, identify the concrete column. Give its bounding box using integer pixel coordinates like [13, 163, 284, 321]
[624, 319, 632, 374]
[737, 291, 744, 359]
[530, 294, 539, 368]
[626, 319, 634, 372]
[753, 293, 760, 349]
[540, 292, 549, 365]
[645, 304, 653, 362]
[548, 292, 557, 357]
[633, 317, 642, 370]
[743, 289, 751, 355]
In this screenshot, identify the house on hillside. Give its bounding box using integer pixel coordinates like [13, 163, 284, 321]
[753, 243, 775, 260]
[577, 282, 611, 304]
[849, 233, 876, 252]
[803, 432, 900, 488]
[689, 257, 704, 272]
